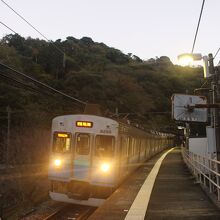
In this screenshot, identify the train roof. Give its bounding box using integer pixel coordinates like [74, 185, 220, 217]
[53, 114, 118, 124]
[52, 114, 174, 138]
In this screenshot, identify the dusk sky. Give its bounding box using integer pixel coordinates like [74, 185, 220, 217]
[0, 0, 219, 64]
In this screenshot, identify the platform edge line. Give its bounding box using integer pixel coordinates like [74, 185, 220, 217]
[124, 147, 175, 220]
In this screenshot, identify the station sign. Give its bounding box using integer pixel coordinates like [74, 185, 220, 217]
[171, 94, 207, 122]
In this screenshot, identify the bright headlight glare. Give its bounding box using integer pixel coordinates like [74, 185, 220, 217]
[101, 163, 110, 172]
[178, 55, 193, 66]
[54, 159, 62, 167]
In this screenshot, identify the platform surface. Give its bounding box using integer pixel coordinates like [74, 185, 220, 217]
[88, 148, 220, 220]
[145, 148, 220, 219]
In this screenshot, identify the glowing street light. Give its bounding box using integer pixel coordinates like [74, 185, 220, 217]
[177, 53, 202, 62]
[177, 53, 202, 66]
[178, 53, 211, 78]
[178, 55, 194, 66]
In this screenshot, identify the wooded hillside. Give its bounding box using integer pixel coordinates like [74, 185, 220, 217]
[0, 34, 204, 164]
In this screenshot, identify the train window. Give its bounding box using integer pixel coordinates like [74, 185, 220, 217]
[53, 132, 71, 153]
[121, 137, 129, 156]
[95, 135, 115, 157]
[128, 137, 133, 156]
[76, 133, 90, 155]
[120, 136, 128, 156]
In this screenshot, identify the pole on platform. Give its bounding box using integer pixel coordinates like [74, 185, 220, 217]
[208, 54, 220, 162]
[208, 54, 220, 198]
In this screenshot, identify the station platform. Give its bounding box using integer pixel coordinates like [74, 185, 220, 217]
[88, 148, 220, 220]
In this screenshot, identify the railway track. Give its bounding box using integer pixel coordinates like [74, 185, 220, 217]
[1, 203, 19, 219]
[42, 205, 95, 220]
[20, 202, 96, 220]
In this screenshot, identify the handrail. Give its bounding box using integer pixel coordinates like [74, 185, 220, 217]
[184, 153, 220, 189]
[181, 147, 220, 201]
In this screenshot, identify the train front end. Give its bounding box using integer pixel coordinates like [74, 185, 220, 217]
[48, 115, 118, 206]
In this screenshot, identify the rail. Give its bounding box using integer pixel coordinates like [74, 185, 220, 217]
[42, 205, 95, 220]
[181, 147, 220, 201]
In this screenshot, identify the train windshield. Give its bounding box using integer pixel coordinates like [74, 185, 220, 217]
[76, 133, 90, 155]
[53, 132, 71, 153]
[95, 135, 115, 157]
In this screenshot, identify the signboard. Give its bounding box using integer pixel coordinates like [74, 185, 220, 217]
[172, 94, 207, 122]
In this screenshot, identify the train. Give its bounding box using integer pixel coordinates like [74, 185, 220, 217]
[48, 114, 174, 206]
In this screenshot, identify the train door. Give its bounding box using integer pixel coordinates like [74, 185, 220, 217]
[73, 133, 92, 181]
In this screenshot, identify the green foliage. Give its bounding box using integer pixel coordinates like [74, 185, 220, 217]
[0, 34, 204, 164]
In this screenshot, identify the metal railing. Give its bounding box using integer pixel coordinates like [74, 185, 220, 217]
[181, 147, 220, 201]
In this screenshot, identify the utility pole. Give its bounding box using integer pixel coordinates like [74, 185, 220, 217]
[208, 53, 220, 200]
[208, 54, 220, 162]
[6, 106, 11, 168]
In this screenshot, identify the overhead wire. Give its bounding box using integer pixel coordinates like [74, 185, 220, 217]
[0, 71, 81, 117]
[0, 70, 85, 110]
[0, 71, 49, 95]
[214, 47, 220, 59]
[0, 75, 84, 123]
[0, 62, 87, 106]
[191, 0, 205, 53]
[0, 6, 86, 107]
[0, 0, 66, 56]
[0, 21, 17, 34]
[190, 0, 220, 62]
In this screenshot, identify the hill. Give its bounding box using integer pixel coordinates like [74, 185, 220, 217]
[0, 34, 204, 164]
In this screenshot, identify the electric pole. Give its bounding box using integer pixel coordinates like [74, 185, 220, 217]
[208, 54, 220, 162]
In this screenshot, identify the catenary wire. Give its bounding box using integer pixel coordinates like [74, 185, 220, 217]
[0, 0, 65, 55]
[0, 0, 82, 68]
[117, 112, 171, 116]
[191, 0, 205, 53]
[0, 21, 17, 34]
[0, 71, 84, 109]
[0, 62, 86, 105]
[0, 71, 83, 116]
[0, 71, 49, 95]
[214, 47, 220, 59]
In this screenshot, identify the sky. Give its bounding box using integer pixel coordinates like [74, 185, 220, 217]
[0, 0, 220, 64]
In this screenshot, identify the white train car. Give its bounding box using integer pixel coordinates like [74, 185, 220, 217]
[48, 114, 173, 206]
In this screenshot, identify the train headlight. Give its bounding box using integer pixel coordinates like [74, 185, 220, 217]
[54, 159, 62, 167]
[101, 163, 110, 173]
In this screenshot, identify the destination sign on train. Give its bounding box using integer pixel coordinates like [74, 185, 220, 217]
[76, 121, 93, 128]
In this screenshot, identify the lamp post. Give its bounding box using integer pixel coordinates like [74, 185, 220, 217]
[178, 53, 220, 162]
